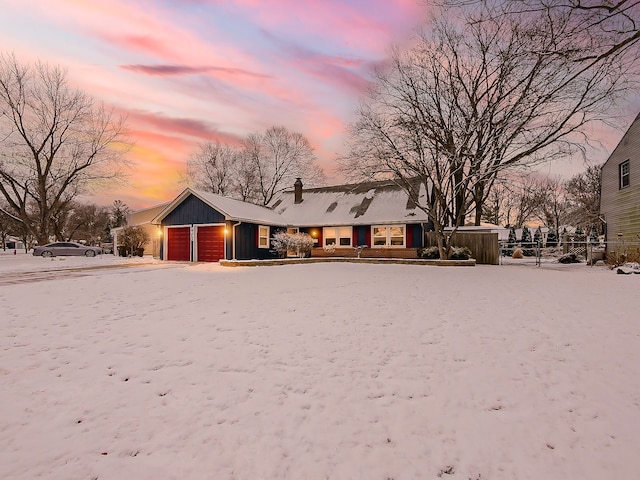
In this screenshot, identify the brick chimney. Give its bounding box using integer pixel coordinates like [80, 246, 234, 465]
[294, 178, 303, 204]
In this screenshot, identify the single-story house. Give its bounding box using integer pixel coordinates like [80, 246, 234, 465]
[151, 178, 434, 262]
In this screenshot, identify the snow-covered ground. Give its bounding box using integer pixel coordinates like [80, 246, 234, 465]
[1, 253, 639, 479]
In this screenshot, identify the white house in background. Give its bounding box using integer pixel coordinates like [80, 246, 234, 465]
[600, 112, 640, 245]
[111, 203, 169, 257]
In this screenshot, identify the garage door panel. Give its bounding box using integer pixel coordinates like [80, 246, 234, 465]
[197, 226, 224, 262]
[167, 227, 191, 261]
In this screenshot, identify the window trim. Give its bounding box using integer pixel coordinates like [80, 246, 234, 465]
[371, 224, 406, 248]
[322, 226, 352, 247]
[620, 160, 630, 189]
[258, 225, 270, 249]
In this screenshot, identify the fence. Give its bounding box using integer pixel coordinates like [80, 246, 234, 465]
[424, 231, 499, 265]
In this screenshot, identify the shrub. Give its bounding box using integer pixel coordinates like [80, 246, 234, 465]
[512, 248, 524, 259]
[450, 246, 472, 260]
[119, 225, 150, 256]
[418, 246, 440, 259]
[270, 231, 314, 258]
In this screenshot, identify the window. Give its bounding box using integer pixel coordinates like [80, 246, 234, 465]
[372, 225, 405, 247]
[620, 160, 630, 189]
[323, 227, 352, 247]
[258, 225, 269, 248]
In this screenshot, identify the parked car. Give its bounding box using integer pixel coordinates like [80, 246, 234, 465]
[32, 242, 103, 257]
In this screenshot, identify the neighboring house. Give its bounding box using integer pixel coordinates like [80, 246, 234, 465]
[600, 112, 640, 246]
[112, 203, 169, 257]
[151, 178, 433, 262]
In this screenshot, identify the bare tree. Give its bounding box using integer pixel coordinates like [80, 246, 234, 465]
[564, 164, 603, 229]
[185, 141, 238, 195]
[440, 0, 640, 63]
[246, 126, 324, 205]
[185, 126, 325, 205]
[0, 53, 130, 245]
[534, 175, 568, 234]
[58, 202, 110, 244]
[342, 2, 636, 258]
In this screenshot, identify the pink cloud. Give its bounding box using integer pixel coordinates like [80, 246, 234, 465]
[122, 109, 245, 145]
[120, 64, 271, 79]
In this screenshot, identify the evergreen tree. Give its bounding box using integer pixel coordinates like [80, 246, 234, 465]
[534, 226, 542, 246]
[521, 225, 532, 246]
[508, 227, 517, 247]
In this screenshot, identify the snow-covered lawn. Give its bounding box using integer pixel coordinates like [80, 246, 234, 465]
[1, 254, 639, 480]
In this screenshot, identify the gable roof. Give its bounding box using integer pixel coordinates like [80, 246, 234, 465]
[602, 111, 640, 167]
[269, 178, 430, 227]
[152, 188, 285, 226]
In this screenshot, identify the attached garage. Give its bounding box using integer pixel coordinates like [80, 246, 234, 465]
[196, 225, 225, 262]
[166, 226, 191, 261]
[152, 189, 285, 262]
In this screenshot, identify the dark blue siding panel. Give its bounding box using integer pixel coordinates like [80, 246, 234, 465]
[162, 195, 225, 226]
[408, 224, 423, 248]
[229, 223, 283, 260]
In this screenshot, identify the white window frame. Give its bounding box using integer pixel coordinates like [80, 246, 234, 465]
[620, 160, 630, 189]
[371, 224, 406, 248]
[323, 226, 352, 247]
[258, 225, 270, 249]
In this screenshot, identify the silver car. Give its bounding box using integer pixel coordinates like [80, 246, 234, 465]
[33, 242, 103, 258]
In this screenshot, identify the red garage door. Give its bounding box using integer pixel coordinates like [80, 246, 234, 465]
[197, 225, 225, 262]
[167, 227, 191, 261]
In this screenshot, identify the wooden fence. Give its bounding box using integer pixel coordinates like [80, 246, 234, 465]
[424, 231, 499, 265]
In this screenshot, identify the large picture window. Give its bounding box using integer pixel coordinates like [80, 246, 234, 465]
[620, 160, 630, 189]
[372, 225, 405, 247]
[258, 225, 270, 248]
[323, 227, 352, 247]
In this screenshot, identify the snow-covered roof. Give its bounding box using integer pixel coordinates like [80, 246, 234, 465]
[269, 178, 430, 227]
[129, 203, 170, 225]
[152, 180, 431, 227]
[152, 188, 285, 226]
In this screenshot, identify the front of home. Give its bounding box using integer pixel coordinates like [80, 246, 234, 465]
[151, 178, 433, 262]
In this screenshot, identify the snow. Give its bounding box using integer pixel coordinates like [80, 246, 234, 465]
[1, 253, 639, 479]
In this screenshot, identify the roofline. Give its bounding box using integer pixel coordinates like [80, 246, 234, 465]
[150, 187, 286, 227]
[601, 111, 640, 167]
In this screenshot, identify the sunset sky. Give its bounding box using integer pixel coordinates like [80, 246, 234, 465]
[1, 0, 638, 210]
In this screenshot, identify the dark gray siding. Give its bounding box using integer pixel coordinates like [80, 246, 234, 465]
[162, 194, 225, 226]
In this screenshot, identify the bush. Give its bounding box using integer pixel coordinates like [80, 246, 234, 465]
[418, 246, 440, 259]
[119, 226, 150, 257]
[512, 248, 524, 259]
[450, 246, 472, 260]
[270, 231, 314, 258]
[418, 246, 471, 260]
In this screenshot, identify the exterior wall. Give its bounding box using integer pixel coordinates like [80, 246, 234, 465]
[162, 194, 226, 226]
[233, 223, 281, 260]
[601, 116, 640, 244]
